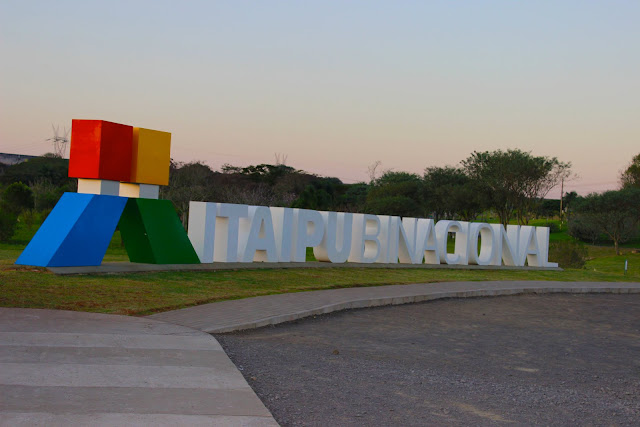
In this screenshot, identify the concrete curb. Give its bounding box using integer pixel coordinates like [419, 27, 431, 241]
[147, 281, 640, 334]
[211, 286, 640, 333]
[48, 261, 562, 275]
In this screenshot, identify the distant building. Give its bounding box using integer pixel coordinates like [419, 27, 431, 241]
[0, 153, 38, 166]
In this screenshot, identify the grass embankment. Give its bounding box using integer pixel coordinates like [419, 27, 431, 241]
[1, 237, 638, 316]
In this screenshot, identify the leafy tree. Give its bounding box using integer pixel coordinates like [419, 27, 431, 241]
[423, 166, 486, 221]
[292, 177, 343, 210]
[223, 163, 297, 185]
[1, 182, 34, 215]
[365, 195, 421, 218]
[572, 188, 640, 255]
[365, 172, 423, 217]
[334, 183, 368, 212]
[161, 161, 217, 227]
[462, 149, 567, 226]
[535, 199, 560, 219]
[563, 191, 579, 219]
[293, 185, 333, 210]
[620, 153, 640, 189]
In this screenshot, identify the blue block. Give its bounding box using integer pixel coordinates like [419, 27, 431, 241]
[16, 193, 128, 267]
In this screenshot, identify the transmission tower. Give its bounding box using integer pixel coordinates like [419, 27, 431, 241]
[46, 124, 70, 158]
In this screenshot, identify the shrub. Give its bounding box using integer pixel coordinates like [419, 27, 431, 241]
[549, 240, 588, 269]
[568, 215, 602, 244]
[542, 221, 560, 233]
[0, 209, 18, 242]
[1, 182, 34, 215]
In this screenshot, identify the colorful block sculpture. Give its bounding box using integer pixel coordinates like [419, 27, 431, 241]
[118, 198, 200, 264]
[68, 120, 133, 182]
[131, 127, 171, 186]
[15, 193, 128, 267]
[16, 119, 200, 267]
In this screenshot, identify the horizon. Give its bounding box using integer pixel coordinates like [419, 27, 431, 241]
[2, 1, 638, 198]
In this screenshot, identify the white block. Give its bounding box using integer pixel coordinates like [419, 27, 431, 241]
[119, 183, 159, 199]
[77, 179, 119, 196]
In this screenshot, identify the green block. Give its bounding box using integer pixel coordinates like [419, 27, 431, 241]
[119, 198, 200, 264]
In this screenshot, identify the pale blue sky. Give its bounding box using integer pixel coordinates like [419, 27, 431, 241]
[1, 1, 639, 195]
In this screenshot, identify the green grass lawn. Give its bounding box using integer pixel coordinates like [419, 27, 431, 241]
[2, 216, 638, 316]
[1, 235, 638, 316]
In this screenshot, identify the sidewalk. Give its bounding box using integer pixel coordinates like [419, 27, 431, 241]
[0, 308, 277, 426]
[148, 280, 640, 333]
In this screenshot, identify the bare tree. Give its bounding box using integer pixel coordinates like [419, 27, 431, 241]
[367, 160, 382, 183]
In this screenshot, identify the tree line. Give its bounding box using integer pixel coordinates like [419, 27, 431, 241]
[0, 149, 638, 255]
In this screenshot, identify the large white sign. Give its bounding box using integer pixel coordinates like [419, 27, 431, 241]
[187, 202, 558, 268]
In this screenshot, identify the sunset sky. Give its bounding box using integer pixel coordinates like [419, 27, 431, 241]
[1, 1, 638, 197]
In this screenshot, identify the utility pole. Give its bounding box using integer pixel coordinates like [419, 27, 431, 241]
[559, 176, 564, 221]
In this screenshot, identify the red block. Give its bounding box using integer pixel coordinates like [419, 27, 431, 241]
[68, 120, 133, 181]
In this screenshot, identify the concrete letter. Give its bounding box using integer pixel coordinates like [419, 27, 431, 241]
[467, 223, 497, 266]
[213, 203, 249, 262]
[435, 220, 469, 265]
[536, 227, 558, 268]
[419, 218, 440, 264]
[349, 214, 381, 263]
[188, 201, 217, 263]
[292, 209, 325, 262]
[270, 207, 294, 262]
[314, 211, 353, 263]
[519, 226, 541, 267]
[241, 206, 278, 262]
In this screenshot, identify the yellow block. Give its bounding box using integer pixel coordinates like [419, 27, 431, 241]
[130, 127, 171, 185]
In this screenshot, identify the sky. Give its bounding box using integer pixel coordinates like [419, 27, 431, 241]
[1, 1, 638, 197]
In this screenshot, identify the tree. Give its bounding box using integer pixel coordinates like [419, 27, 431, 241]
[572, 188, 640, 255]
[462, 149, 567, 226]
[620, 153, 640, 189]
[365, 171, 423, 217]
[423, 166, 485, 221]
[520, 159, 571, 224]
[563, 191, 579, 219]
[161, 161, 216, 227]
[334, 183, 368, 213]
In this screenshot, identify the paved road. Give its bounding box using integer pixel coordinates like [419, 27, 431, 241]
[217, 293, 640, 426]
[0, 308, 277, 426]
